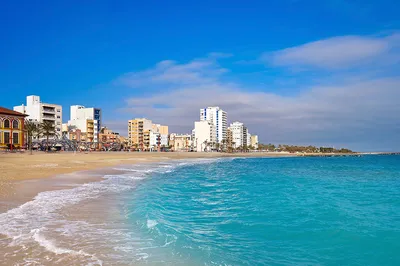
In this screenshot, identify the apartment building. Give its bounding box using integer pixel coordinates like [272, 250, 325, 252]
[128, 118, 168, 150]
[99, 127, 120, 143]
[250, 135, 259, 149]
[226, 128, 233, 150]
[200, 106, 227, 143]
[128, 118, 152, 149]
[245, 127, 250, 147]
[68, 105, 101, 143]
[14, 95, 62, 136]
[194, 120, 216, 152]
[228, 122, 244, 148]
[152, 124, 168, 135]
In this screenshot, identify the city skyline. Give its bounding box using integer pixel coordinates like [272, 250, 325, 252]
[1, 1, 399, 151]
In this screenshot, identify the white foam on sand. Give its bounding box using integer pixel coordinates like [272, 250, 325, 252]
[0, 158, 223, 265]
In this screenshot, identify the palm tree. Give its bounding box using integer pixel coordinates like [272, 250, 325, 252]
[25, 120, 39, 154]
[216, 143, 220, 152]
[221, 139, 226, 152]
[230, 141, 236, 153]
[40, 121, 56, 152]
[203, 140, 208, 152]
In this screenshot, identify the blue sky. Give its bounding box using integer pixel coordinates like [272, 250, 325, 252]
[1, 0, 399, 151]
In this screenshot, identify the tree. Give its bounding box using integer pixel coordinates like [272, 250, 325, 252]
[202, 140, 208, 152]
[25, 120, 39, 154]
[221, 139, 227, 152]
[40, 121, 56, 152]
[230, 141, 236, 153]
[216, 142, 220, 151]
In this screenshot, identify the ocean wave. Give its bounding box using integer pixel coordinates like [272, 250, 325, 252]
[0, 158, 224, 265]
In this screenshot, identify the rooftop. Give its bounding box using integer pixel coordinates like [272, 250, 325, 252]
[0, 106, 28, 117]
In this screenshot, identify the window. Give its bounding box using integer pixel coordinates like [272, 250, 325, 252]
[57, 109, 61, 112]
[12, 120, 19, 129]
[57, 116, 60, 119]
[13, 133, 19, 144]
[4, 119, 10, 128]
[4, 132, 10, 144]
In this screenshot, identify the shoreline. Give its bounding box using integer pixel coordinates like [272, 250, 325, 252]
[0, 151, 292, 213]
[1, 151, 394, 213]
[1, 152, 398, 265]
[0, 157, 239, 265]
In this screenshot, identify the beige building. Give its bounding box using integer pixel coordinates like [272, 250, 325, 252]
[250, 135, 259, 149]
[99, 127, 119, 142]
[152, 124, 168, 135]
[194, 120, 216, 152]
[226, 128, 233, 151]
[170, 134, 192, 151]
[86, 119, 95, 142]
[128, 118, 152, 149]
[128, 118, 168, 150]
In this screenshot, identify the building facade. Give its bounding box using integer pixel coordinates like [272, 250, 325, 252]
[143, 130, 168, 151]
[200, 106, 227, 143]
[14, 95, 62, 136]
[250, 135, 259, 149]
[244, 127, 250, 147]
[128, 118, 152, 149]
[226, 128, 233, 151]
[228, 122, 244, 148]
[128, 118, 168, 150]
[0, 107, 27, 150]
[169, 134, 192, 151]
[68, 105, 101, 143]
[99, 127, 120, 143]
[194, 120, 216, 152]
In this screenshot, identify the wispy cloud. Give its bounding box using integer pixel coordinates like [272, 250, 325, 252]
[109, 55, 400, 151]
[114, 59, 228, 88]
[262, 33, 400, 69]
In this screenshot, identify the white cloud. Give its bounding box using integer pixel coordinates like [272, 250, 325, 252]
[111, 56, 400, 151]
[263, 33, 400, 69]
[114, 58, 227, 88]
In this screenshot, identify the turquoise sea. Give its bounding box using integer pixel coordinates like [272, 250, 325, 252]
[1, 155, 400, 265]
[124, 155, 400, 265]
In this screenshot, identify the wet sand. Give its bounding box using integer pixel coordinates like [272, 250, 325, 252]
[0, 158, 234, 265]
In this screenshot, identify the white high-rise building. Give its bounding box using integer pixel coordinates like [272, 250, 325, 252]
[243, 127, 251, 147]
[200, 106, 227, 143]
[14, 95, 63, 136]
[68, 105, 102, 143]
[228, 121, 244, 148]
[194, 120, 216, 152]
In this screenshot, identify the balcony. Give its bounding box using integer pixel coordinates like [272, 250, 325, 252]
[42, 107, 55, 114]
[42, 114, 55, 120]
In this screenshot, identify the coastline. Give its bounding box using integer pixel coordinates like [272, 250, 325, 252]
[0, 157, 235, 265]
[0, 153, 398, 265]
[0, 151, 292, 212]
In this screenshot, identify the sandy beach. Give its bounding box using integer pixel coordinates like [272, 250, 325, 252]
[0, 151, 296, 265]
[0, 151, 292, 210]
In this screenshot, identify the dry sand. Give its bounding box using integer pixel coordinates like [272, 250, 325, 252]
[0, 151, 292, 211]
